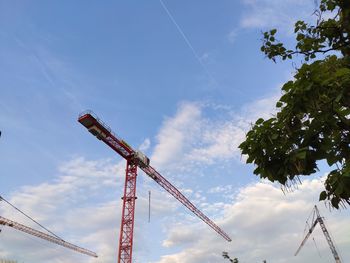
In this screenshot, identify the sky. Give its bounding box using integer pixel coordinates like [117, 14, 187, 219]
[0, 0, 349, 262]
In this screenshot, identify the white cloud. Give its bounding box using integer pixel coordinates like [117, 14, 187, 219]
[227, 1, 316, 46]
[150, 95, 278, 173]
[1, 158, 124, 222]
[162, 224, 201, 248]
[199, 52, 210, 62]
[151, 102, 202, 169]
[208, 185, 234, 194]
[227, 29, 238, 44]
[139, 138, 151, 152]
[0, 157, 180, 263]
[0, 158, 124, 262]
[238, 92, 279, 122]
[157, 178, 350, 263]
[240, 0, 315, 33]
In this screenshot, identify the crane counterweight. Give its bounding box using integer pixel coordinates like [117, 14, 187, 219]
[88, 125, 107, 140]
[133, 151, 150, 168]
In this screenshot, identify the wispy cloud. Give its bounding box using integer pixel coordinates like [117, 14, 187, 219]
[0, 157, 177, 263]
[227, 29, 238, 44]
[151, 102, 202, 170]
[139, 138, 151, 152]
[240, 0, 315, 33]
[227, 0, 315, 44]
[30, 46, 85, 112]
[1, 33, 86, 118]
[151, 94, 278, 172]
[0, 157, 123, 262]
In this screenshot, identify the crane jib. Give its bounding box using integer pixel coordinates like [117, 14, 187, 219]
[0, 216, 97, 258]
[78, 112, 134, 159]
[141, 165, 232, 242]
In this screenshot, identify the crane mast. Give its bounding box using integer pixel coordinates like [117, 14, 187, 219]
[78, 111, 231, 263]
[295, 205, 341, 263]
[0, 216, 97, 258]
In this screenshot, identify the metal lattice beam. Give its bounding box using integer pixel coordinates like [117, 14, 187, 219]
[0, 216, 97, 258]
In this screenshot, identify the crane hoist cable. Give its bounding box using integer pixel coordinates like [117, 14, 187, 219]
[0, 215, 97, 257]
[148, 190, 151, 223]
[312, 237, 322, 258]
[0, 195, 63, 240]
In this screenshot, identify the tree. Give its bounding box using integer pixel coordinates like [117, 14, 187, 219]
[239, 0, 350, 209]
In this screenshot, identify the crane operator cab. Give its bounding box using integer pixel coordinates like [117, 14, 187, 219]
[134, 150, 150, 168]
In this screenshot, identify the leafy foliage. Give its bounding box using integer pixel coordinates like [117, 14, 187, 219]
[239, 0, 350, 209]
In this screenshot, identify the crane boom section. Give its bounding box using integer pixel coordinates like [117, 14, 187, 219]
[141, 165, 232, 242]
[294, 219, 318, 256]
[317, 215, 341, 262]
[78, 112, 134, 159]
[0, 216, 97, 258]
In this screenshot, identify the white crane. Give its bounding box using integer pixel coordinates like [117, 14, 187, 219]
[0, 196, 97, 258]
[295, 205, 341, 263]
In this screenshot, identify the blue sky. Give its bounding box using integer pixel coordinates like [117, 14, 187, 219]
[0, 1, 349, 263]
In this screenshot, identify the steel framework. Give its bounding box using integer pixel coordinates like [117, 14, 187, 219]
[118, 160, 138, 262]
[295, 205, 341, 263]
[0, 216, 97, 257]
[78, 111, 231, 263]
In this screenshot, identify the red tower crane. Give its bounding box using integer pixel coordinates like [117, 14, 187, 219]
[0, 215, 97, 258]
[78, 111, 231, 263]
[295, 205, 342, 263]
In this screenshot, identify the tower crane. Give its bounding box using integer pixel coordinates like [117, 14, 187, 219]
[78, 111, 231, 263]
[0, 216, 97, 258]
[295, 205, 342, 263]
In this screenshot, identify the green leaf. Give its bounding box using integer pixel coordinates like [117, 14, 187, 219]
[246, 155, 255, 163]
[256, 118, 264, 125]
[326, 155, 339, 166]
[296, 33, 305, 41]
[335, 68, 350, 77]
[331, 197, 339, 209]
[295, 150, 307, 159]
[319, 191, 327, 201]
[335, 92, 342, 102]
[271, 133, 278, 140]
